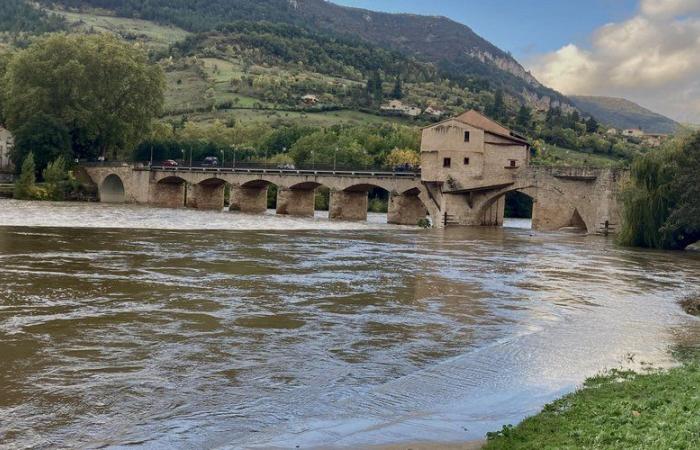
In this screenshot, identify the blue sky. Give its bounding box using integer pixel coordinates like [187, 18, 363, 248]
[332, 0, 638, 58]
[332, 0, 700, 122]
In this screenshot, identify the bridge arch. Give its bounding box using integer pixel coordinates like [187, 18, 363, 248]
[192, 177, 227, 210]
[100, 174, 126, 203]
[477, 183, 594, 233]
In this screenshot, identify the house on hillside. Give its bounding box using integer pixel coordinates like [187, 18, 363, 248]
[642, 133, 668, 147]
[605, 128, 619, 136]
[622, 128, 644, 138]
[380, 100, 422, 117]
[0, 126, 14, 182]
[421, 109, 530, 189]
[301, 94, 319, 106]
[424, 106, 445, 119]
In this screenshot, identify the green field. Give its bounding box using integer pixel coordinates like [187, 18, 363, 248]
[53, 9, 190, 50]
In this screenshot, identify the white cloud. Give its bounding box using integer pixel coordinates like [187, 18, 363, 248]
[640, 0, 700, 18]
[527, 1, 700, 123]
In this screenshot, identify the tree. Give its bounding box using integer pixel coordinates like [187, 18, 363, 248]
[618, 133, 700, 250]
[487, 89, 506, 120]
[392, 76, 403, 99]
[516, 105, 532, 131]
[386, 148, 419, 167]
[366, 70, 383, 105]
[43, 156, 69, 200]
[2, 34, 165, 160]
[585, 116, 599, 133]
[11, 114, 72, 176]
[13, 152, 36, 200]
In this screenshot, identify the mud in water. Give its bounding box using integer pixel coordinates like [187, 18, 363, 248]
[1, 199, 699, 448]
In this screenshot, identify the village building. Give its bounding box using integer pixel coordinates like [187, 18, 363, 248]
[605, 128, 619, 136]
[0, 126, 14, 182]
[424, 106, 445, 118]
[421, 109, 530, 186]
[301, 94, 319, 106]
[641, 133, 668, 148]
[380, 100, 422, 117]
[622, 128, 644, 138]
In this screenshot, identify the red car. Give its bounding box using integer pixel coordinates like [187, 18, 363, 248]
[162, 159, 179, 167]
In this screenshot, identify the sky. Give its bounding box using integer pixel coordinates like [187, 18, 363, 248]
[332, 0, 700, 123]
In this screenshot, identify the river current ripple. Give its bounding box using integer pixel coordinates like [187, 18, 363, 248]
[0, 200, 699, 449]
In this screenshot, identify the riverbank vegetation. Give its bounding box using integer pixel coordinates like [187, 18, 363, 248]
[485, 297, 700, 449]
[618, 132, 700, 250]
[484, 362, 700, 449]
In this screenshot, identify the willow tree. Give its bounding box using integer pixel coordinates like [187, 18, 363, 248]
[618, 132, 700, 250]
[1, 34, 165, 160]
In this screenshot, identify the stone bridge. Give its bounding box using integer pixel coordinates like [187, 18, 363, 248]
[82, 164, 626, 233]
[82, 164, 430, 225]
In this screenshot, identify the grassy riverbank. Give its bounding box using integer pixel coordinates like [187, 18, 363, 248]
[484, 299, 700, 450]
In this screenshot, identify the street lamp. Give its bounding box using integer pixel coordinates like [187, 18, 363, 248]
[149, 144, 154, 166]
[230, 145, 236, 169]
[181, 148, 185, 166]
[311, 150, 315, 170]
[334, 146, 338, 172]
[220, 149, 225, 167]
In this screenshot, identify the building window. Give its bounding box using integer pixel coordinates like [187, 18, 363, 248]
[464, 131, 470, 142]
[464, 157, 470, 165]
[443, 157, 452, 168]
[507, 159, 518, 168]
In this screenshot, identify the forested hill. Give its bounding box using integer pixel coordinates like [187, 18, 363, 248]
[570, 96, 679, 134]
[37, 0, 569, 107]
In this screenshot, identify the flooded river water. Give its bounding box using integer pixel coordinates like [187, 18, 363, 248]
[1, 199, 699, 449]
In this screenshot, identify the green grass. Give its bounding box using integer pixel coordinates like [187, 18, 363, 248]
[535, 144, 627, 168]
[53, 9, 190, 50]
[484, 361, 700, 449]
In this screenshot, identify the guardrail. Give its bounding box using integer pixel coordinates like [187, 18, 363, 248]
[142, 164, 421, 178]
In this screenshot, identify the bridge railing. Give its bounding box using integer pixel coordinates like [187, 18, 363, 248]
[137, 160, 421, 177]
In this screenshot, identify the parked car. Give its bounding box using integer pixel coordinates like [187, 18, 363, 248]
[202, 156, 219, 167]
[393, 163, 416, 172]
[162, 159, 178, 167]
[277, 163, 296, 170]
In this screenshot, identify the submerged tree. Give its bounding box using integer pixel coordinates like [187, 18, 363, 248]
[618, 133, 700, 250]
[13, 152, 36, 200]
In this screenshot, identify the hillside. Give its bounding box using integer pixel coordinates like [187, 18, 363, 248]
[1, 1, 658, 169]
[570, 95, 679, 134]
[37, 0, 570, 108]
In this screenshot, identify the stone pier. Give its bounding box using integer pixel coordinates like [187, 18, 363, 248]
[387, 193, 428, 225]
[276, 188, 316, 217]
[329, 190, 368, 221]
[230, 185, 268, 214]
[151, 181, 186, 208]
[192, 181, 226, 210]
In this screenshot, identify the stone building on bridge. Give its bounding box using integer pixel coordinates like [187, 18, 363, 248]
[82, 110, 625, 234]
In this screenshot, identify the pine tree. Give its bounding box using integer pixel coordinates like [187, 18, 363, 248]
[488, 89, 506, 120]
[516, 105, 532, 130]
[14, 152, 36, 200]
[392, 76, 403, 99]
[43, 156, 68, 200]
[585, 116, 599, 133]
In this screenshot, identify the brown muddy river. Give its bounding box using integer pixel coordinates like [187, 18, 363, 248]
[0, 199, 699, 449]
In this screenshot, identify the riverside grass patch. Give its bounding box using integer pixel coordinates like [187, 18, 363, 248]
[483, 366, 700, 450]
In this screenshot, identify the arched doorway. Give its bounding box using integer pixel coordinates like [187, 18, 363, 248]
[100, 174, 126, 203]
